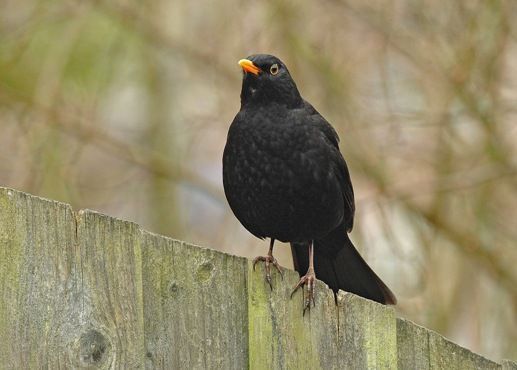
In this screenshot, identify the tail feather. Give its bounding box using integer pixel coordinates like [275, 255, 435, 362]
[291, 227, 396, 305]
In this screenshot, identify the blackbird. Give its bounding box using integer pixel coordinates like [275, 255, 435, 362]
[223, 54, 396, 312]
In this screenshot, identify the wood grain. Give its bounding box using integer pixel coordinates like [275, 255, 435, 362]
[0, 186, 513, 369]
[142, 231, 248, 369]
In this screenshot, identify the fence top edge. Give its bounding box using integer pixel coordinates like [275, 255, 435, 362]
[0, 186, 73, 211]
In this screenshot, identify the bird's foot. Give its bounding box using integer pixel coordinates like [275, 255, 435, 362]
[290, 269, 316, 315]
[253, 254, 284, 290]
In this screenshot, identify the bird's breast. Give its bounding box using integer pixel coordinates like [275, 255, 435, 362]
[223, 110, 344, 241]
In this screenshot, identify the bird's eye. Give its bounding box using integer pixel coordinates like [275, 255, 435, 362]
[270, 64, 279, 75]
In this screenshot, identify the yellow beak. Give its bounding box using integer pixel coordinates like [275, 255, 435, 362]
[238, 59, 261, 75]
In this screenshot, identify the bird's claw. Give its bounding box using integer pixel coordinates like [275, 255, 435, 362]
[290, 270, 316, 315]
[253, 255, 284, 290]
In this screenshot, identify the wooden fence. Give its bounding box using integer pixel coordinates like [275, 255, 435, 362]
[0, 186, 515, 369]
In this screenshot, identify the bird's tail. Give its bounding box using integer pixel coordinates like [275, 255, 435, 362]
[290, 226, 397, 305]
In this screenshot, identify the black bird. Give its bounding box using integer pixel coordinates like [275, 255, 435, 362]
[223, 54, 396, 312]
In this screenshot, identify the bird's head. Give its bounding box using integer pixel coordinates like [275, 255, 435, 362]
[238, 54, 302, 109]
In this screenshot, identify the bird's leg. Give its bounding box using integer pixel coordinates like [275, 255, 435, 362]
[291, 241, 316, 315]
[253, 238, 284, 290]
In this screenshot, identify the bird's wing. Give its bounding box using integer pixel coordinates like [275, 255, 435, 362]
[303, 101, 355, 231]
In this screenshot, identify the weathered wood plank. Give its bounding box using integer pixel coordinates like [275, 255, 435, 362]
[427, 327, 501, 369]
[0, 187, 77, 368]
[0, 189, 146, 368]
[397, 317, 502, 370]
[76, 209, 145, 368]
[337, 291, 398, 370]
[397, 318, 430, 370]
[142, 232, 248, 369]
[502, 359, 517, 370]
[247, 263, 340, 369]
[1, 187, 514, 369]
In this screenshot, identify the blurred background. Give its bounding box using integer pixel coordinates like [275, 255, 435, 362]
[1, 0, 516, 361]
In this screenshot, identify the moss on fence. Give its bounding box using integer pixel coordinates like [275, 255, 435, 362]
[0, 187, 514, 369]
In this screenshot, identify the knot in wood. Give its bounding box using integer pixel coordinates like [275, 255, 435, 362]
[78, 329, 111, 366]
[196, 261, 214, 283]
